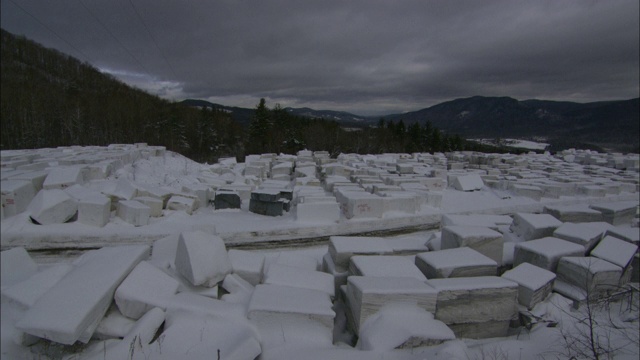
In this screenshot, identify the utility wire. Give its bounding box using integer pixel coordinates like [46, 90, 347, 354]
[77, 0, 151, 75]
[127, 0, 178, 80]
[6, 0, 95, 64]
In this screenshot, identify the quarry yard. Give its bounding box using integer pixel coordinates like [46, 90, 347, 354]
[1, 144, 639, 359]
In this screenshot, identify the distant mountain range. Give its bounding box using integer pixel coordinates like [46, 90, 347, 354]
[182, 96, 639, 151]
[180, 99, 370, 126]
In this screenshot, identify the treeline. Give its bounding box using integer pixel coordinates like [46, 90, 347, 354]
[1, 29, 515, 163]
[244, 98, 516, 157]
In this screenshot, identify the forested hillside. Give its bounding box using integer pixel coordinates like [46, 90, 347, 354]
[1, 29, 514, 161]
[0, 29, 243, 162]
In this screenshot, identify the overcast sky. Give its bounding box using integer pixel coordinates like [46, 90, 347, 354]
[2, 0, 638, 115]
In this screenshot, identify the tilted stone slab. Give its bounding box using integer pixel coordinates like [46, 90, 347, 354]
[556, 256, 622, 297]
[28, 189, 78, 225]
[174, 231, 231, 288]
[510, 213, 563, 241]
[552, 222, 605, 254]
[513, 237, 584, 272]
[590, 201, 639, 226]
[114, 261, 180, 319]
[590, 235, 638, 285]
[501, 262, 556, 309]
[441, 225, 504, 264]
[16, 245, 149, 344]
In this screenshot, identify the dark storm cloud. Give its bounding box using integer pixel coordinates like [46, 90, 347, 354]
[2, 0, 638, 115]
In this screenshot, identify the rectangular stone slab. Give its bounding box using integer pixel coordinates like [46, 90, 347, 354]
[16, 245, 149, 344]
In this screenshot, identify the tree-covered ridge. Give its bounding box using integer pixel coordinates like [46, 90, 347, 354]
[1, 29, 243, 163]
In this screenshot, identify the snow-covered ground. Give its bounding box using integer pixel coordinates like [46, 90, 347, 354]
[1, 144, 639, 359]
[470, 138, 551, 151]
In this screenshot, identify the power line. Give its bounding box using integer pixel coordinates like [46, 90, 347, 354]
[77, 0, 150, 75]
[127, 0, 178, 80]
[5, 0, 95, 64]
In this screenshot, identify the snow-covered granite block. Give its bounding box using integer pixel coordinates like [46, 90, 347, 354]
[1, 263, 73, 310]
[348, 255, 427, 281]
[1, 247, 39, 290]
[16, 245, 149, 345]
[451, 174, 484, 191]
[248, 284, 335, 330]
[181, 184, 211, 207]
[228, 249, 265, 286]
[342, 191, 385, 219]
[166, 195, 198, 215]
[357, 304, 455, 350]
[590, 235, 638, 285]
[441, 225, 504, 264]
[556, 256, 622, 297]
[116, 200, 149, 226]
[78, 195, 110, 227]
[415, 247, 498, 279]
[345, 276, 437, 334]
[501, 262, 556, 309]
[543, 204, 603, 223]
[510, 213, 563, 241]
[605, 226, 640, 245]
[513, 237, 584, 272]
[42, 166, 83, 190]
[133, 196, 163, 217]
[378, 191, 419, 214]
[175, 231, 231, 287]
[1, 179, 36, 217]
[296, 201, 341, 223]
[427, 276, 518, 339]
[552, 222, 605, 253]
[114, 261, 180, 319]
[590, 200, 639, 226]
[28, 189, 78, 225]
[328, 236, 394, 273]
[8, 170, 48, 192]
[262, 263, 334, 298]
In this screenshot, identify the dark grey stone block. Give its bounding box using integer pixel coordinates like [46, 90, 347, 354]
[214, 191, 241, 210]
[249, 199, 284, 216]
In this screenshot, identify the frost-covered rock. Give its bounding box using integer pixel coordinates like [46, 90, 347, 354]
[28, 189, 77, 225]
[174, 231, 231, 287]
